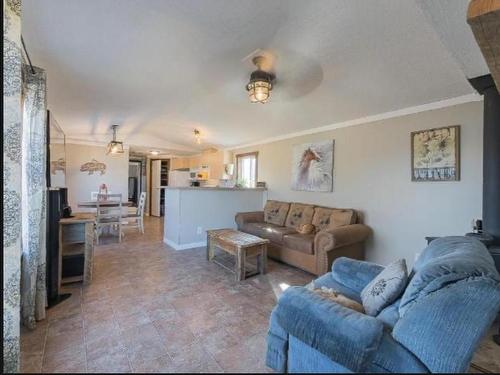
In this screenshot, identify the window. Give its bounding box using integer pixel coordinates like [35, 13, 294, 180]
[236, 152, 258, 188]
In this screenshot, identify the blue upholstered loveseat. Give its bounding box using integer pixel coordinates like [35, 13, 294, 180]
[267, 236, 500, 373]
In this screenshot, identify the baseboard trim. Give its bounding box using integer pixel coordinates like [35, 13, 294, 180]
[163, 237, 206, 250]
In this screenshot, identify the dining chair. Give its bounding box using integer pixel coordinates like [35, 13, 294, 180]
[122, 192, 146, 234]
[95, 193, 123, 244]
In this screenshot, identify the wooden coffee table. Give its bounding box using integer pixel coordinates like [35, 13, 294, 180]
[207, 229, 269, 281]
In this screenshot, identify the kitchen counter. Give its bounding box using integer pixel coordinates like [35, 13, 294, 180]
[163, 187, 267, 250]
[164, 186, 267, 191]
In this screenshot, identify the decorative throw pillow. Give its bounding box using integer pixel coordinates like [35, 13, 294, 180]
[264, 200, 290, 226]
[327, 209, 356, 230]
[307, 283, 364, 313]
[297, 223, 315, 235]
[312, 207, 334, 232]
[361, 259, 408, 316]
[285, 203, 315, 228]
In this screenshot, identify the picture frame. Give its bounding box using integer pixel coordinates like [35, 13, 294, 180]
[291, 140, 334, 192]
[411, 125, 460, 182]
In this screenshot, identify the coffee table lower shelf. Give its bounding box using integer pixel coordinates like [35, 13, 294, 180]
[211, 251, 261, 279]
[207, 229, 269, 281]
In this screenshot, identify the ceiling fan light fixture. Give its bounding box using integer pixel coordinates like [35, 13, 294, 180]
[106, 125, 124, 155]
[246, 56, 275, 104]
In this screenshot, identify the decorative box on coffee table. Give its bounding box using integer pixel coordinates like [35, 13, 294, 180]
[207, 229, 269, 281]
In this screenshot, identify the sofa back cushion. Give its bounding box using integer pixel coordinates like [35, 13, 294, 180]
[285, 203, 315, 228]
[312, 207, 357, 232]
[312, 207, 334, 232]
[399, 236, 500, 317]
[330, 209, 357, 228]
[264, 200, 290, 226]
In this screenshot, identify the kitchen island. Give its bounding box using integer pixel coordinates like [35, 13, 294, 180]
[163, 187, 267, 250]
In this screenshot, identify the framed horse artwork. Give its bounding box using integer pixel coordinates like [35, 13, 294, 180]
[291, 140, 334, 192]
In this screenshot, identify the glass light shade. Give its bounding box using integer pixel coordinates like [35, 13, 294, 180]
[107, 125, 124, 155]
[247, 80, 271, 103]
[246, 66, 274, 104]
[106, 141, 124, 155]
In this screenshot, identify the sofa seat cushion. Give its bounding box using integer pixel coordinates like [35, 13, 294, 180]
[376, 298, 401, 329]
[264, 200, 290, 226]
[283, 233, 315, 255]
[242, 222, 296, 244]
[285, 203, 315, 228]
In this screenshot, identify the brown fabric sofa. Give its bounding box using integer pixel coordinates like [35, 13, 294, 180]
[235, 200, 371, 275]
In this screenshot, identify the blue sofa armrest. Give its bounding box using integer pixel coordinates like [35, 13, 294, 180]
[275, 286, 384, 372]
[331, 257, 384, 293]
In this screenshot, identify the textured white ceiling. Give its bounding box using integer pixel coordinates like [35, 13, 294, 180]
[415, 0, 489, 79]
[22, 0, 485, 154]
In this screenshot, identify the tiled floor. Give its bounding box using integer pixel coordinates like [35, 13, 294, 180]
[20, 216, 500, 373]
[20, 216, 313, 373]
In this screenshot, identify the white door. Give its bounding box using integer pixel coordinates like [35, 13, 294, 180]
[151, 188, 161, 216]
[151, 160, 162, 188]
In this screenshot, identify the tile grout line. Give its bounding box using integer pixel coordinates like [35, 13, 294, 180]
[39, 320, 49, 373]
[79, 287, 88, 373]
[28, 218, 316, 373]
[108, 264, 140, 373]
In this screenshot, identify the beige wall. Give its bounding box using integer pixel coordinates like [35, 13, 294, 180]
[231, 101, 483, 266]
[66, 143, 129, 212]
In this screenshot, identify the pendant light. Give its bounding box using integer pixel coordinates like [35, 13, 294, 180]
[194, 129, 201, 144]
[106, 125, 124, 155]
[246, 56, 275, 104]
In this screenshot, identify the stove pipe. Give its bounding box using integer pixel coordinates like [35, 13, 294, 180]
[469, 74, 500, 246]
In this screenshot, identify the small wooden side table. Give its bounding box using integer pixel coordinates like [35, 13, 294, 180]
[207, 229, 269, 281]
[59, 213, 95, 287]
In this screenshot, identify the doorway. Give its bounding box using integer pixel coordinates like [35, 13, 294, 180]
[128, 161, 142, 206]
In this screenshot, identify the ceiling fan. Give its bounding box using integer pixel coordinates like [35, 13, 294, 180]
[246, 56, 276, 104]
[242, 49, 324, 103]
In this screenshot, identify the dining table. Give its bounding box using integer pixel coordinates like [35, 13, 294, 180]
[77, 200, 133, 208]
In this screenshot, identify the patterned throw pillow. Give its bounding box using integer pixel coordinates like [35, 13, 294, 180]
[360, 259, 408, 316]
[285, 203, 315, 228]
[328, 209, 356, 229]
[264, 200, 290, 226]
[312, 207, 334, 232]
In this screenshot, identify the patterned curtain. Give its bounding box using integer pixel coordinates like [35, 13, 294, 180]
[3, 0, 23, 372]
[20, 64, 48, 329]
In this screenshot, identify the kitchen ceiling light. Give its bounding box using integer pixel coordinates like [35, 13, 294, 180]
[106, 125, 124, 155]
[150, 150, 160, 155]
[194, 129, 201, 144]
[246, 56, 275, 104]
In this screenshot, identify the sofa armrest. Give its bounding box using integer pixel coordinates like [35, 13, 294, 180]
[235, 211, 264, 229]
[275, 286, 384, 372]
[331, 257, 384, 294]
[315, 224, 372, 275]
